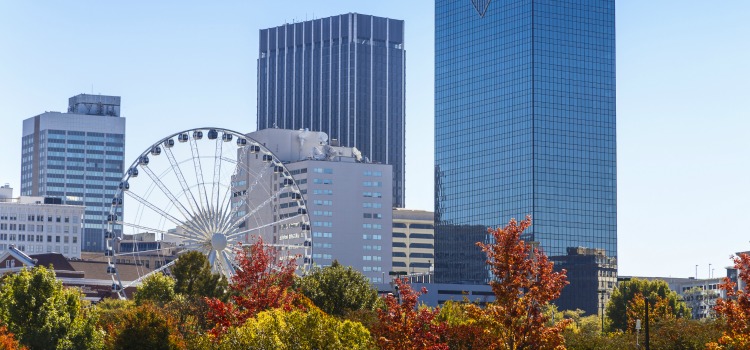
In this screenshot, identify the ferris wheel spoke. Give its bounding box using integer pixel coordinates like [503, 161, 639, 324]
[117, 221, 205, 241]
[221, 186, 290, 234]
[140, 165, 196, 223]
[123, 259, 178, 289]
[211, 137, 223, 212]
[221, 250, 236, 276]
[164, 146, 201, 213]
[189, 137, 211, 210]
[115, 247, 179, 256]
[225, 214, 302, 239]
[123, 190, 204, 238]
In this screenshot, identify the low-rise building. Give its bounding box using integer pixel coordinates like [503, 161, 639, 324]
[392, 209, 434, 275]
[0, 184, 84, 259]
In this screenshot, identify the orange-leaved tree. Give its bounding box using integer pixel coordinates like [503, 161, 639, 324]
[476, 216, 570, 350]
[707, 253, 750, 349]
[205, 238, 299, 337]
[372, 278, 448, 350]
[0, 325, 26, 350]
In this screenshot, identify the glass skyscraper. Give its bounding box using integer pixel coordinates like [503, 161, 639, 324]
[21, 94, 126, 252]
[434, 0, 617, 310]
[256, 13, 406, 208]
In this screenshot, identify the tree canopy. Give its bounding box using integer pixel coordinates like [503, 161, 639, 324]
[171, 250, 227, 300]
[296, 260, 379, 317]
[0, 266, 104, 350]
[134, 273, 176, 306]
[605, 277, 690, 332]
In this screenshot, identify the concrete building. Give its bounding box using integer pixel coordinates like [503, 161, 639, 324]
[0, 184, 84, 259]
[553, 247, 617, 316]
[236, 128, 392, 283]
[392, 209, 434, 275]
[21, 94, 126, 252]
[257, 13, 406, 208]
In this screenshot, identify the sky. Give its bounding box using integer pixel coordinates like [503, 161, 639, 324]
[0, 1, 748, 279]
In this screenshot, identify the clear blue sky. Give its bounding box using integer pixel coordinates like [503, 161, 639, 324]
[1, 1, 748, 279]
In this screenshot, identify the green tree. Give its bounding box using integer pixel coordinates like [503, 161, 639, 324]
[0, 266, 104, 350]
[111, 303, 184, 350]
[134, 273, 176, 306]
[605, 278, 690, 332]
[171, 251, 227, 300]
[295, 260, 379, 317]
[189, 307, 375, 350]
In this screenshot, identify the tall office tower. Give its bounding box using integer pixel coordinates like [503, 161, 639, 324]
[256, 13, 406, 208]
[21, 94, 126, 252]
[435, 1, 617, 312]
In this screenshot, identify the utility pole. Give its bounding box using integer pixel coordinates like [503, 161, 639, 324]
[645, 297, 650, 350]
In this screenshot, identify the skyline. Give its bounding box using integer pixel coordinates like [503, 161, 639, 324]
[1, 1, 748, 279]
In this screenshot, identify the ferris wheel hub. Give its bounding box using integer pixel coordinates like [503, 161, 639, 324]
[211, 232, 228, 251]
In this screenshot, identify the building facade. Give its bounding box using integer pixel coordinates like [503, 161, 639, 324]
[237, 129, 393, 283]
[0, 184, 84, 259]
[256, 13, 406, 207]
[392, 209, 435, 275]
[434, 0, 617, 295]
[553, 247, 617, 316]
[21, 94, 126, 252]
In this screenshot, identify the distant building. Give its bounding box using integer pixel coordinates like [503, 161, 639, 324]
[0, 184, 84, 259]
[257, 13, 406, 207]
[621, 275, 725, 320]
[236, 128, 393, 283]
[392, 209, 434, 275]
[21, 94, 126, 252]
[553, 247, 617, 316]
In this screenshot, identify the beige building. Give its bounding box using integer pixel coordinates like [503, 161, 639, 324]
[392, 209, 434, 275]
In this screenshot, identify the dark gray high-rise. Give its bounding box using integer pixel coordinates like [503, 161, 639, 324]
[435, 0, 617, 314]
[257, 13, 406, 208]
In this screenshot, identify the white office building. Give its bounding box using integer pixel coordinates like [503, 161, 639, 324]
[0, 184, 84, 259]
[21, 94, 126, 252]
[236, 128, 392, 283]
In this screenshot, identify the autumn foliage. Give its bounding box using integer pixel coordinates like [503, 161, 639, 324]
[476, 216, 570, 350]
[708, 253, 750, 349]
[372, 278, 447, 350]
[0, 326, 26, 350]
[205, 238, 300, 336]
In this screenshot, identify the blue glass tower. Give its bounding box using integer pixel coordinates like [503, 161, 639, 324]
[257, 13, 406, 208]
[435, 0, 616, 311]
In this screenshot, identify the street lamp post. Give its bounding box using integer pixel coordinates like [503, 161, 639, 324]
[598, 289, 607, 333]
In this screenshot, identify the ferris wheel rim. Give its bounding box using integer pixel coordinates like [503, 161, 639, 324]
[106, 127, 311, 298]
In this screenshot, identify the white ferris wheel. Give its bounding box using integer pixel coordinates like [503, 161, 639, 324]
[105, 127, 310, 298]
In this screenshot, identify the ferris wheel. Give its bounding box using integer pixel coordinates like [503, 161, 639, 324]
[105, 127, 310, 298]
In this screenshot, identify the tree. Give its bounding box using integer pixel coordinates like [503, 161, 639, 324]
[707, 253, 750, 349]
[295, 260, 379, 317]
[189, 307, 375, 349]
[205, 238, 300, 336]
[0, 266, 104, 350]
[605, 277, 690, 332]
[0, 326, 26, 350]
[372, 278, 447, 350]
[134, 273, 176, 306]
[436, 299, 497, 349]
[476, 216, 570, 349]
[172, 251, 227, 300]
[110, 303, 184, 350]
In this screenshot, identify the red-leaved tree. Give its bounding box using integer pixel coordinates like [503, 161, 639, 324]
[476, 216, 570, 350]
[372, 278, 448, 350]
[0, 325, 26, 350]
[205, 238, 299, 336]
[707, 253, 750, 349]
